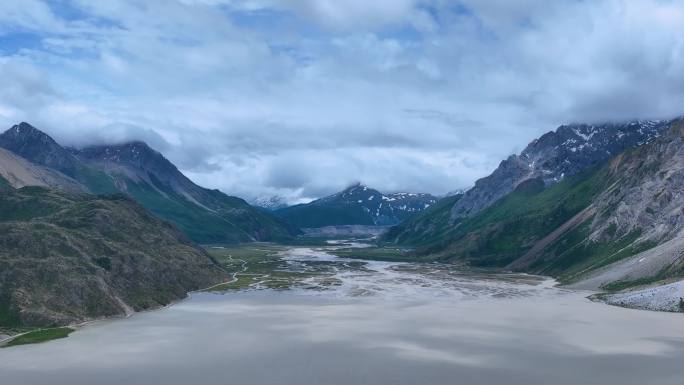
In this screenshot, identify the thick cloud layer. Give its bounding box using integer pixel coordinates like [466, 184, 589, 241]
[0, 0, 683, 202]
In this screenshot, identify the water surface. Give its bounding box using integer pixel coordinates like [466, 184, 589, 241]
[2, 246, 684, 385]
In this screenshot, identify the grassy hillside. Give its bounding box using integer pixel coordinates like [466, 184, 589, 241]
[383, 194, 462, 245]
[121, 178, 296, 243]
[0, 186, 227, 330]
[394, 122, 684, 290]
[401, 166, 610, 268]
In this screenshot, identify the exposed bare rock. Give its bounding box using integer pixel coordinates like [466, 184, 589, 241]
[0, 148, 85, 193]
[451, 120, 668, 220]
[600, 279, 684, 312]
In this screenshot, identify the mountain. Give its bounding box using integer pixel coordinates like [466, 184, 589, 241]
[0, 123, 296, 243]
[71, 141, 297, 243]
[0, 123, 119, 195]
[274, 183, 438, 228]
[0, 185, 227, 329]
[0, 123, 83, 177]
[451, 120, 668, 220]
[386, 119, 670, 245]
[386, 118, 684, 309]
[520, 119, 684, 289]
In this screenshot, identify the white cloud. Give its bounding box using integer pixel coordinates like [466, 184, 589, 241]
[0, 0, 683, 202]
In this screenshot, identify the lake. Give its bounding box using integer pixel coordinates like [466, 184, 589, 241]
[2, 245, 684, 385]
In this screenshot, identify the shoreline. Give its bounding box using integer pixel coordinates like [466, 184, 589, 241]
[0, 274, 236, 348]
[3, 245, 682, 348]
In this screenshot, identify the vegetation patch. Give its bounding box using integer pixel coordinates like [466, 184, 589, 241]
[383, 194, 462, 246]
[3, 327, 74, 348]
[206, 275, 256, 291]
[92, 256, 112, 271]
[410, 166, 610, 267]
[205, 244, 321, 292]
[601, 277, 662, 292]
[548, 231, 656, 283]
[0, 296, 20, 328]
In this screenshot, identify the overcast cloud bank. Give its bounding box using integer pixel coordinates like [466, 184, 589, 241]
[1, 0, 683, 202]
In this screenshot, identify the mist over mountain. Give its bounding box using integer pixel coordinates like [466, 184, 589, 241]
[0, 123, 296, 244]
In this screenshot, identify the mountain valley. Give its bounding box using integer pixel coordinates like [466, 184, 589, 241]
[384, 118, 684, 310]
[3, 115, 684, 343]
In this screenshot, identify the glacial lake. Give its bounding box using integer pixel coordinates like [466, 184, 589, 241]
[2, 245, 684, 385]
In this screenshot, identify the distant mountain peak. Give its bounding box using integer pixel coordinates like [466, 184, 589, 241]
[0, 122, 82, 176]
[276, 184, 438, 227]
[5, 122, 59, 145]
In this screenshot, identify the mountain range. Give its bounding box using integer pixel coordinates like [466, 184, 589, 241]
[274, 183, 438, 228]
[385, 117, 684, 310]
[0, 123, 296, 243]
[0, 122, 298, 331]
[387, 120, 669, 245]
[5, 113, 684, 331]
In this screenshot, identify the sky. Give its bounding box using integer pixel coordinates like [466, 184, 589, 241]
[1, 0, 683, 203]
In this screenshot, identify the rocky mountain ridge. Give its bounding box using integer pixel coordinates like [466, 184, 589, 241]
[386, 119, 672, 246]
[450, 120, 668, 220]
[0, 123, 296, 243]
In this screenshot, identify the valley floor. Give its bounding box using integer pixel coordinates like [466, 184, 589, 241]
[1, 241, 684, 385]
[3, 238, 682, 349]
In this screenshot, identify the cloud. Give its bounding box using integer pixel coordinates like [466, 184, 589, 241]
[0, 0, 683, 203]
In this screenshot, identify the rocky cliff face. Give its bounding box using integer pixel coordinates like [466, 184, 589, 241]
[392, 118, 684, 307]
[450, 120, 668, 220]
[275, 184, 437, 228]
[71, 141, 195, 198]
[0, 187, 227, 329]
[385, 119, 671, 246]
[525, 119, 684, 290]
